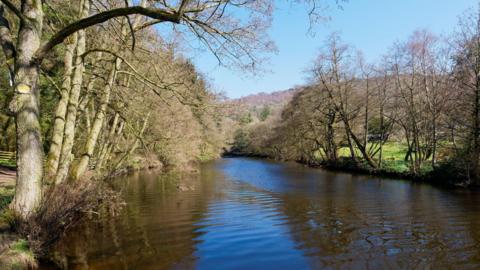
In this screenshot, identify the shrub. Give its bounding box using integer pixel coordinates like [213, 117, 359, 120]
[0, 239, 37, 270]
[14, 181, 123, 257]
[431, 158, 470, 185]
[0, 187, 14, 211]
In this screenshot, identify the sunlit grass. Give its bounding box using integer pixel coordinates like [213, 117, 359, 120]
[11, 240, 30, 253]
[0, 187, 14, 211]
[0, 239, 37, 269]
[0, 159, 15, 168]
[331, 141, 435, 174]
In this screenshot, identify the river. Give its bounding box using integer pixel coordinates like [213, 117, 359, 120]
[43, 157, 480, 269]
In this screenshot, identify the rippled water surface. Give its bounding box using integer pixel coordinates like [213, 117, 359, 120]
[45, 158, 480, 269]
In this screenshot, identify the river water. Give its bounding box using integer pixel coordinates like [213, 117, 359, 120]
[45, 157, 480, 269]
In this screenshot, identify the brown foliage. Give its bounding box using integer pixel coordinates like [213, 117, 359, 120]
[15, 181, 123, 257]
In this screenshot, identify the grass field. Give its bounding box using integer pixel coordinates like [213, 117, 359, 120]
[334, 142, 435, 174]
[0, 151, 16, 169]
[0, 187, 13, 208]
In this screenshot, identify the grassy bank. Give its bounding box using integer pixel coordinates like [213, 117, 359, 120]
[0, 154, 199, 269]
[229, 141, 472, 188]
[0, 239, 37, 269]
[335, 142, 438, 176]
[0, 181, 124, 269]
[0, 186, 36, 269]
[0, 187, 14, 214]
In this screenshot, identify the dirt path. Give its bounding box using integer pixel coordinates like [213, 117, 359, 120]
[0, 166, 15, 188]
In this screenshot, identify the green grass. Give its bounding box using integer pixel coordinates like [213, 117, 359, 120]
[371, 142, 410, 173]
[0, 187, 14, 210]
[11, 240, 30, 253]
[326, 142, 435, 174]
[0, 239, 37, 270]
[337, 142, 409, 172]
[378, 142, 408, 160]
[338, 142, 407, 159]
[0, 187, 15, 230]
[0, 159, 16, 168]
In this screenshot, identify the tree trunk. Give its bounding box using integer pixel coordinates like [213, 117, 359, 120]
[472, 76, 480, 185]
[113, 113, 150, 171]
[72, 8, 147, 179]
[431, 117, 437, 168]
[96, 113, 120, 170]
[45, 33, 78, 181]
[0, 4, 15, 84]
[98, 120, 124, 171]
[325, 110, 337, 161]
[342, 117, 377, 169]
[364, 78, 369, 148]
[72, 58, 120, 180]
[345, 128, 356, 160]
[378, 98, 385, 169]
[10, 0, 44, 218]
[55, 0, 90, 184]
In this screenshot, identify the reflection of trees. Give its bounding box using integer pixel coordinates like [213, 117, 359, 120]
[274, 171, 480, 269]
[275, 172, 363, 269]
[51, 169, 218, 270]
[51, 160, 480, 269]
[396, 187, 480, 268]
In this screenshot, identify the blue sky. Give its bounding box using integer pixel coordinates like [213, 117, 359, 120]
[189, 0, 479, 98]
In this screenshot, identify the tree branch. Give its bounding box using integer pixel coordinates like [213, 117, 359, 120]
[177, 0, 190, 17]
[0, 0, 24, 23]
[34, 6, 183, 61]
[123, 0, 136, 51]
[0, 4, 15, 85]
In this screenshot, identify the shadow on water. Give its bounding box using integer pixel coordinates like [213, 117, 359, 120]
[42, 157, 480, 269]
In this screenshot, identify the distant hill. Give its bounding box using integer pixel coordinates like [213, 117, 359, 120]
[223, 87, 303, 122]
[230, 87, 300, 108]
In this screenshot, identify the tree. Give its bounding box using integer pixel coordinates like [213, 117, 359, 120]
[312, 34, 377, 168]
[451, 6, 480, 184]
[0, 0, 275, 218]
[260, 105, 271, 121]
[386, 30, 450, 173]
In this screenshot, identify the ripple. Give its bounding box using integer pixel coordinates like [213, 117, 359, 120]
[44, 158, 480, 270]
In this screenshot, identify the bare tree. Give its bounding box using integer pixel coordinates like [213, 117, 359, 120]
[312, 34, 377, 168]
[0, 0, 275, 218]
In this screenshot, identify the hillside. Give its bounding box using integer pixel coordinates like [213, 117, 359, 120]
[233, 87, 299, 108]
[223, 87, 302, 123]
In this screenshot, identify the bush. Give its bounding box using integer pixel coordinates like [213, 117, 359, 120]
[14, 181, 123, 257]
[0, 187, 14, 211]
[0, 239, 37, 270]
[430, 158, 470, 185]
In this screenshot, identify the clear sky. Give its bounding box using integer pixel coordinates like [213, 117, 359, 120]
[188, 0, 479, 98]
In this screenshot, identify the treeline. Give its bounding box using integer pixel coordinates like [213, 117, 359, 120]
[0, 0, 346, 266]
[6, 0, 281, 220]
[0, 1, 227, 185]
[0, 0, 285, 262]
[233, 8, 480, 186]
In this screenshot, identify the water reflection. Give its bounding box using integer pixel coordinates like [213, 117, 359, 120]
[45, 158, 480, 269]
[50, 171, 213, 269]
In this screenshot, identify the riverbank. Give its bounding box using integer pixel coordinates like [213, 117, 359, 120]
[224, 152, 476, 189]
[0, 166, 33, 269]
[42, 157, 480, 269]
[0, 155, 208, 269]
[0, 161, 158, 269]
[0, 166, 15, 189]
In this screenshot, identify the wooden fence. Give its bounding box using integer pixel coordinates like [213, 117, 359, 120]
[0, 151, 15, 168]
[0, 151, 97, 170]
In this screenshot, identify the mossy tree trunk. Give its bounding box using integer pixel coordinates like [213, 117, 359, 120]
[113, 113, 150, 171]
[45, 33, 78, 182]
[9, 0, 44, 219]
[72, 58, 120, 180]
[55, 0, 90, 184]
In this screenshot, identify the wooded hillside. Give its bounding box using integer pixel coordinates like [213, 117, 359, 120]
[231, 19, 480, 186]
